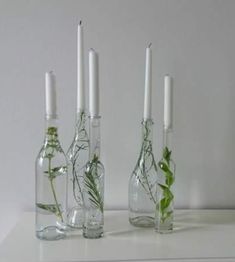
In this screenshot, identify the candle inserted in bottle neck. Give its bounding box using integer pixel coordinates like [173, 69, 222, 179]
[45, 71, 57, 119]
[89, 49, 99, 117]
[143, 44, 152, 120]
[164, 75, 173, 130]
[77, 21, 85, 112]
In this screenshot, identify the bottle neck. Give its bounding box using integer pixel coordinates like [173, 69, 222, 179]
[163, 127, 173, 153]
[141, 118, 153, 140]
[89, 116, 101, 160]
[44, 116, 59, 143]
[141, 118, 153, 149]
[75, 111, 87, 132]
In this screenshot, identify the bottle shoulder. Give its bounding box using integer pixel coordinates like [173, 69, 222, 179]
[67, 134, 89, 154]
[36, 142, 67, 162]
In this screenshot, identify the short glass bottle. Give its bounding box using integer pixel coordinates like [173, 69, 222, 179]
[35, 117, 68, 240]
[155, 127, 175, 233]
[83, 116, 104, 238]
[67, 111, 89, 228]
[129, 119, 158, 227]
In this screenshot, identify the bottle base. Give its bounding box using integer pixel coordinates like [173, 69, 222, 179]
[67, 207, 84, 229]
[155, 224, 173, 234]
[36, 226, 66, 240]
[129, 216, 154, 228]
[83, 226, 103, 239]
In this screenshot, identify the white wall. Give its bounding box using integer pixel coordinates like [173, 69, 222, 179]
[1, 0, 235, 242]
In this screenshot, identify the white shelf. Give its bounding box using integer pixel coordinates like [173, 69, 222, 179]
[0, 210, 235, 262]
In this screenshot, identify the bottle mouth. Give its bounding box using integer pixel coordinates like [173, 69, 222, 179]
[89, 115, 101, 119]
[76, 109, 86, 114]
[163, 125, 173, 132]
[45, 114, 58, 120]
[142, 118, 154, 124]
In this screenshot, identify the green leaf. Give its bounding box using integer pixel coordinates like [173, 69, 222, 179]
[158, 161, 169, 172]
[84, 157, 103, 213]
[159, 197, 170, 214]
[163, 147, 171, 164]
[46, 165, 67, 179]
[157, 183, 174, 221]
[36, 203, 62, 217]
[165, 170, 174, 187]
[163, 186, 174, 201]
[158, 183, 168, 191]
[51, 166, 67, 173]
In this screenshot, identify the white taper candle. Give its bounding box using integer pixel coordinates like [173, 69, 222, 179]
[77, 21, 85, 112]
[45, 71, 57, 118]
[89, 49, 99, 117]
[143, 44, 152, 120]
[164, 75, 173, 130]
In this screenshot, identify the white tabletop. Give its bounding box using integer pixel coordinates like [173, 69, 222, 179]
[0, 210, 235, 262]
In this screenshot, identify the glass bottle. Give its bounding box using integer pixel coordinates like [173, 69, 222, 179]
[83, 116, 104, 238]
[155, 127, 175, 233]
[35, 118, 68, 240]
[35, 72, 68, 240]
[66, 110, 89, 228]
[129, 119, 158, 227]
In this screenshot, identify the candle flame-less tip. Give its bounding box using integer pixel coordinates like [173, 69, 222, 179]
[79, 20, 82, 25]
[148, 43, 152, 48]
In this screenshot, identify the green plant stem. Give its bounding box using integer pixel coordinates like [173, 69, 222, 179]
[48, 155, 64, 222]
[134, 121, 157, 204]
[49, 179, 63, 222]
[70, 111, 88, 206]
[72, 158, 84, 205]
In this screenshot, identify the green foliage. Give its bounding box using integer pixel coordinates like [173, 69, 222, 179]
[163, 147, 171, 165]
[84, 154, 103, 213]
[44, 166, 67, 180]
[37, 126, 66, 222]
[47, 127, 58, 136]
[36, 203, 62, 217]
[157, 146, 174, 223]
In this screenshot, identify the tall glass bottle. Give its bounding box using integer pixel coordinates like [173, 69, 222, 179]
[155, 128, 175, 233]
[83, 48, 104, 239]
[66, 111, 89, 228]
[128, 44, 158, 227]
[129, 119, 158, 227]
[67, 21, 89, 228]
[83, 116, 104, 238]
[35, 72, 68, 240]
[155, 75, 175, 233]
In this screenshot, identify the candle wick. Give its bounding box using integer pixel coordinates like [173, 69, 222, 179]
[79, 20, 82, 25]
[148, 43, 152, 48]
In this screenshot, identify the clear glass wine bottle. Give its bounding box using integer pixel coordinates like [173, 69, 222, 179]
[155, 127, 175, 233]
[83, 116, 104, 238]
[66, 110, 89, 228]
[128, 119, 158, 227]
[35, 117, 68, 240]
